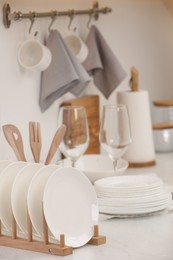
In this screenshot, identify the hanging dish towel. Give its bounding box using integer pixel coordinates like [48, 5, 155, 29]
[39, 30, 90, 112]
[82, 25, 127, 98]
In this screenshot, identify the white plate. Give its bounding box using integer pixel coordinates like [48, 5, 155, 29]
[0, 160, 13, 173]
[63, 155, 128, 183]
[43, 167, 99, 248]
[11, 163, 44, 235]
[98, 188, 171, 202]
[27, 164, 59, 237]
[94, 175, 163, 192]
[0, 161, 28, 231]
[99, 208, 170, 219]
[98, 191, 172, 208]
[96, 187, 162, 198]
[99, 201, 171, 215]
[0, 159, 14, 233]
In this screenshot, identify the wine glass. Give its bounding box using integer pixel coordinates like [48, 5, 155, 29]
[58, 106, 90, 167]
[99, 104, 131, 172]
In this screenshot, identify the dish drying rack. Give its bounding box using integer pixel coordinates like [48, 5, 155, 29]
[0, 207, 106, 257]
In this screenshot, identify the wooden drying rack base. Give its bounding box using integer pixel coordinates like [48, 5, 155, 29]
[0, 235, 72, 256]
[0, 209, 106, 257]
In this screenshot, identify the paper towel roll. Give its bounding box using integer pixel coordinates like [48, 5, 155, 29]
[117, 90, 156, 167]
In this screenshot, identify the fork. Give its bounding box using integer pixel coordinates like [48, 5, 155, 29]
[29, 121, 42, 163]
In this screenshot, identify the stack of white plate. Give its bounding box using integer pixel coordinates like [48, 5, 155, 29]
[94, 175, 172, 216]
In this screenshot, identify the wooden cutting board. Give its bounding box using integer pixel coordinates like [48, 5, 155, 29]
[60, 95, 100, 154]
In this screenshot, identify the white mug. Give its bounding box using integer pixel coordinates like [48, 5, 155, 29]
[63, 31, 88, 63]
[17, 36, 52, 72]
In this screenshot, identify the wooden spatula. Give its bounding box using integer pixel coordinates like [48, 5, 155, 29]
[44, 124, 66, 165]
[2, 124, 27, 161]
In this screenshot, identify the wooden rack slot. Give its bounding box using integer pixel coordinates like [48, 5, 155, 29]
[3, 2, 112, 29]
[0, 220, 1, 236]
[0, 208, 106, 256]
[42, 206, 49, 245]
[27, 210, 32, 242]
[12, 215, 17, 239]
[88, 225, 106, 245]
[60, 234, 65, 248]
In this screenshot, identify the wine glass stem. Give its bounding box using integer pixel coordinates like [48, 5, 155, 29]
[113, 159, 118, 173]
[71, 160, 76, 168]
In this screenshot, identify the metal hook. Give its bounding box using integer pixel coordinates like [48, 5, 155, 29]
[48, 10, 57, 32]
[87, 13, 93, 29]
[28, 11, 35, 34]
[68, 10, 74, 31]
[87, 2, 99, 29]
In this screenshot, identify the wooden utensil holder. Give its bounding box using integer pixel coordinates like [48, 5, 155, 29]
[0, 208, 106, 256]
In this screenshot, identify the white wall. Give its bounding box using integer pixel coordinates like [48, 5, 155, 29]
[0, 0, 173, 161]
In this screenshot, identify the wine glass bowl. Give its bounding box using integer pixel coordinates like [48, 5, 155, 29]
[99, 104, 131, 172]
[58, 106, 89, 167]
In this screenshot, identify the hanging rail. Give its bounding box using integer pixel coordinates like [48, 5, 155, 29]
[3, 2, 112, 29]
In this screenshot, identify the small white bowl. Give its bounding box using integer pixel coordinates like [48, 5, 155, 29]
[63, 155, 128, 184]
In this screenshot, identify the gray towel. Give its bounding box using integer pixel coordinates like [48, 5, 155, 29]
[82, 25, 127, 98]
[39, 30, 90, 112]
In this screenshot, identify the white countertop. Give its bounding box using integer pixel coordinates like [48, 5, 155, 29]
[1, 153, 173, 260]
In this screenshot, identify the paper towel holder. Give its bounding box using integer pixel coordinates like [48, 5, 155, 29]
[118, 66, 156, 168]
[128, 66, 140, 92]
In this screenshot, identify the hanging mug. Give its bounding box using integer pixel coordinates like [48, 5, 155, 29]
[63, 29, 88, 63]
[17, 34, 52, 72]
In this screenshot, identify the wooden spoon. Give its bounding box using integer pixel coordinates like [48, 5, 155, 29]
[44, 124, 66, 165]
[2, 124, 27, 161]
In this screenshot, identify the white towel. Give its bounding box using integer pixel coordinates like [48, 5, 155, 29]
[39, 30, 90, 112]
[82, 25, 127, 98]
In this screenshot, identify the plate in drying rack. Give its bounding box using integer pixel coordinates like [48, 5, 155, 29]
[11, 163, 44, 235]
[0, 161, 27, 232]
[43, 166, 99, 248]
[27, 164, 58, 237]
